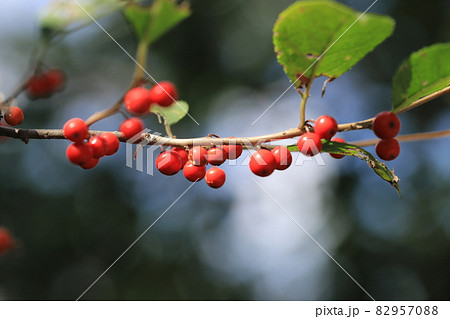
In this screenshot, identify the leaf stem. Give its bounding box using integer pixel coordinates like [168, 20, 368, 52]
[85, 41, 150, 126]
[134, 40, 149, 82]
[299, 81, 313, 128]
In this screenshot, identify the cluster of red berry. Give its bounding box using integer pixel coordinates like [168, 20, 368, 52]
[124, 81, 178, 114]
[372, 111, 401, 160]
[64, 118, 120, 169]
[0, 227, 15, 255]
[63, 81, 179, 169]
[0, 68, 66, 130]
[155, 140, 294, 188]
[249, 146, 293, 177]
[296, 115, 345, 158]
[61, 79, 401, 183]
[26, 68, 65, 99]
[293, 113, 401, 161]
[155, 142, 242, 188]
[119, 81, 178, 139]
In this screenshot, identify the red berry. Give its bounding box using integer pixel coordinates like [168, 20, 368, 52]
[205, 167, 226, 189]
[148, 81, 178, 107]
[100, 132, 120, 155]
[124, 87, 152, 115]
[171, 147, 189, 166]
[222, 137, 243, 160]
[88, 136, 107, 158]
[249, 149, 277, 177]
[375, 138, 400, 161]
[80, 157, 99, 170]
[271, 146, 292, 170]
[119, 117, 144, 140]
[329, 137, 346, 159]
[156, 151, 183, 176]
[25, 69, 65, 99]
[45, 68, 65, 93]
[4, 107, 24, 126]
[0, 227, 14, 254]
[183, 162, 206, 182]
[206, 147, 228, 166]
[63, 118, 89, 143]
[26, 74, 51, 99]
[188, 146, 208, 166]
[297, 132, 322, 156]
[314, 115, 338, 140]
[372, 111, 401, 139]
[66, 143, 93, 165]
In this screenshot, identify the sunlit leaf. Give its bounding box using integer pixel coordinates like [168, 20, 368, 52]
[123, 0, 191, 45]
[39, 0, 124, 33]
[151, 101, 189, 125]
[274, 0, 394, 87]
[392, 43, 450, 112]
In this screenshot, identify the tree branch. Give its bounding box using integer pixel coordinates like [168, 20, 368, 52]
[0, 126, 304, 148]
[1, 125, 450, 151]
[0, 126, 124, 144]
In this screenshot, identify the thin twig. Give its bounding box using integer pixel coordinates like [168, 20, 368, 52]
[396, 86, 450, 114]
[85, 95, 127, 126]
[338, 85, 450, 132]
[352, 129, 450, 147]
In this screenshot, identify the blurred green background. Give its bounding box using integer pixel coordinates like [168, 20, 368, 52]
[0, 0, 449, 300]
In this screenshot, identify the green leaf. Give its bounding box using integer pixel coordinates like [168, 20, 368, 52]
[151, 101, 189, 125]
[39, 0, 124, 33]
[287, 140, 400, 195]
[274, 0, 395, 87]
[392, 43, 450, 112]
[123, 0, 191, 45]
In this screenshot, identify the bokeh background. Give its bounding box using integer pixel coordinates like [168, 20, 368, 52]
[0, 0, 449, 300]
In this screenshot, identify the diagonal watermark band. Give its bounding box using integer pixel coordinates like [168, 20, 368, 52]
[76, 182, 197, 301]
[71, 0, 200, 126]
[252, 178, 376, 301]
[251, 0, 379, 125]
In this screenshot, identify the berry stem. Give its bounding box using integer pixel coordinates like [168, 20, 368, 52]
[1, 41, 51, 105]
[165, 122, 174, 138]
[1, 84, 27, 106]
[85, 94, 127, 126]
